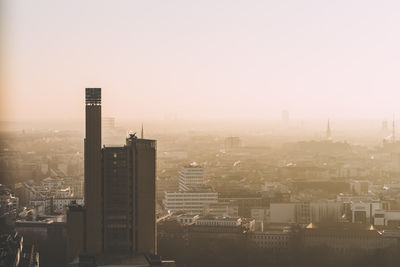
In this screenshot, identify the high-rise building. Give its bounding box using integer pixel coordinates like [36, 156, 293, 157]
[179, 164, 204, 191]
[164, 164, 218, 215]
[84, 88, 102, 254]
[67, 204, 85, 261]
[102, 134, 157, 255]
[69, 88, 159, 264]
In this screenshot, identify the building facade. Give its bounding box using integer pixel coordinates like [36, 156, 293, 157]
[84, 88, 102, 254]
[179, 165, 204, 191]
[163, 188, 218, 215]
[102, 135, 157, 254]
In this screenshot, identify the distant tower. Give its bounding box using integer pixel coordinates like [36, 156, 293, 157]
[393, 114, 396, 144]
[141, 123, 144, 139]
[326, 120, 332, 140]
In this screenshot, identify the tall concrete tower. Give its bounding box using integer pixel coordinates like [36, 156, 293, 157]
[84, 88, 102, 254]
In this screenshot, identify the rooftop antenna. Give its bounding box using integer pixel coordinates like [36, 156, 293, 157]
[128, 131, 137, 140]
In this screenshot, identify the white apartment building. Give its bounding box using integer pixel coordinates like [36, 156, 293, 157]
[163, 187, 218, 214]
[164, 164, 218, 215]
[179, 164, 204, 191]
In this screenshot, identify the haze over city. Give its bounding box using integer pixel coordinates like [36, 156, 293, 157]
[3, 1, 400, 267]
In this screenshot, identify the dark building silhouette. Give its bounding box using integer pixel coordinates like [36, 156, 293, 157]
[67, 88, 160, 265]
[84, 88, 103, 254]
[103, 135, 157, 255]
[67, 204, 85, 261]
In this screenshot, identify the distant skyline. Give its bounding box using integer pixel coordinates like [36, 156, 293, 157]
[2, 0, 400, 122]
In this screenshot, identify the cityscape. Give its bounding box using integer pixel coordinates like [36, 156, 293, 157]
[2, 1, 400, 267]
[2, 89, 400, 266]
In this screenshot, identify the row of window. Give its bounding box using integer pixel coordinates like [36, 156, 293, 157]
[254, 241, 288, 247]
[253, 235, 288, 240]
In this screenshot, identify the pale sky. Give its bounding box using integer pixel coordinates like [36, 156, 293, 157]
[2, 0, 400, 122]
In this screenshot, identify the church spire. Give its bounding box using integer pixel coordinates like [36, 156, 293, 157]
[327, 119, 332, 140]
[141, 123, 144, 139]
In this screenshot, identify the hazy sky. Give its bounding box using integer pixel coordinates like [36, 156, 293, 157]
[2, 0, 400, 122]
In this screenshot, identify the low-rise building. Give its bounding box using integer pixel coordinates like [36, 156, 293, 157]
[163, 185, 218, 215]
[302, 223, 397, 255]
[374, 210, 400, 226]
[250, 231, 291, 252]
[204, 201, 239, 217]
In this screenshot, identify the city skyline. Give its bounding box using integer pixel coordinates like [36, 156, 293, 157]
[3, 1, 400, 267]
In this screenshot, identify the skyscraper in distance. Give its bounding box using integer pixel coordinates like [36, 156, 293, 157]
[75, 88, 158, 263]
